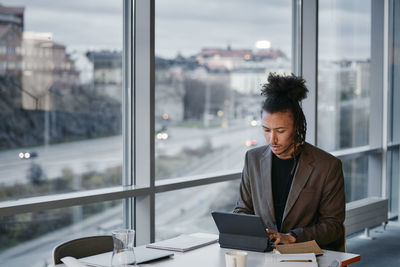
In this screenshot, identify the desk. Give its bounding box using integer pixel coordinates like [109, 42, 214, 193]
[55, 243, 360, 267]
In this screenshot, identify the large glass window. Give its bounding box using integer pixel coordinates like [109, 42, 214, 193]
[318, 0, 371, 152]
[1, 1, 397, 261]
[318, 0, 371, 203]
[0, 200, 123, 267]
[154, 0, 293, 180]
[0, 0, 123, 201]
[387, 148, 399, 218]
[341, 155, 369, 202]
[155, 180, 239, 241]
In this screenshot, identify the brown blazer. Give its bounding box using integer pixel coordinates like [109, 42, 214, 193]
[234, 142, 345, 251]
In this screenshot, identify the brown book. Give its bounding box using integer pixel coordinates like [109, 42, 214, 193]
[276, 240, 324, 255]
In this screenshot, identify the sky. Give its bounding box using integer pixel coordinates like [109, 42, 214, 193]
[2, 0, 370, 60]
[2, 0, 123, 53]
[155, 0, 293, 58]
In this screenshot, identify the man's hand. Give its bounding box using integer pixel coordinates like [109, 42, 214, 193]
[266, 229, 296, 247]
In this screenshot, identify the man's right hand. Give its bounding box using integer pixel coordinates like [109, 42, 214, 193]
[266, 228, 296, 247]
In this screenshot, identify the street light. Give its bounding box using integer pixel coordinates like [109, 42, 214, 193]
[5, 75, 40, 109]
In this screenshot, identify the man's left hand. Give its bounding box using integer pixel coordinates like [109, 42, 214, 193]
[266, 229, 296, 247]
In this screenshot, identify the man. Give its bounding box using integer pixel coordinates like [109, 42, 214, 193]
[234, 73, 345, 251]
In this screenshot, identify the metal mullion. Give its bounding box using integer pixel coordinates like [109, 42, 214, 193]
[133, 0, 154, 246]
[391, 0, 400, 221]
[0, 171, 239, 217]
[390, 0, 400, 145]
[301, 0, 318, 145]
[331, 145, 381, 159]
[0, 186, 152, 217]
[123, 0, 134, 231]
[368, 0, 385, 198]
[386, 0, 395, 147]
[155, 171, 242, 194]
[149, 0, 156, 243]
[292, 0, 302, 75]
[381, 0, 390, 199]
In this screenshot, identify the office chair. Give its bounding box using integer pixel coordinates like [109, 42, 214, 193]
[52, 235, 113, 265]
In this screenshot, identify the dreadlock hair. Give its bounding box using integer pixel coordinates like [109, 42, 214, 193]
[261, 73, 308, 173]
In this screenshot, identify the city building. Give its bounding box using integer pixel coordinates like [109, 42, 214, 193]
[0, 4, 24, 76]
[86, 50, 122, 101]
[21, 32, 80, 110]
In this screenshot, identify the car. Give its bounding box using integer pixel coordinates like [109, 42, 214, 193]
[250, 119, 259, 127]
[156, 132, 169, 140]
[18, 151, 38, 159]
[245, 139, 257, 147]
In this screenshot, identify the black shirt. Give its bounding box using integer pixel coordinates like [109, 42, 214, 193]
[271, 153, 300, 232]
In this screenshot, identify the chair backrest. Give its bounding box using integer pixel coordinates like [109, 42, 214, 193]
[52, 235, 113, 264]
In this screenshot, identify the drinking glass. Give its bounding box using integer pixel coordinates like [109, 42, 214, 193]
[111, 229, 137, 267]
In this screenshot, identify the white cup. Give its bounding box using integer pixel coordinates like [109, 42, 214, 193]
[225, 251, 248, 267]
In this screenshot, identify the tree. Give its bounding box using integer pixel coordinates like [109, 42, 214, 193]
[27, 163, 46, 185]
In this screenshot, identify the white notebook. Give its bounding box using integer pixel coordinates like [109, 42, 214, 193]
[146, 233, 218, 252]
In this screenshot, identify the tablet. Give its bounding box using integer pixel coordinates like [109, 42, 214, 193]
[211, 211, 273, 252]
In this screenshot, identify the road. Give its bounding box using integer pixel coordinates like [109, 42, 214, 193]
[0, 136, 123, 186]
[0, 120, 263, 186]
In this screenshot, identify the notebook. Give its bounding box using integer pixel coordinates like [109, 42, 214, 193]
[146, 233, 218, 252]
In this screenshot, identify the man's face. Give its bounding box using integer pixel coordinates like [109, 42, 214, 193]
[262, 110, 295, 159]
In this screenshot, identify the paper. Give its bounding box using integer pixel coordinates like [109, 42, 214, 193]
[276, 240, 323, 255]
[146, 233, 218, 252]
[61, 257, 87, 267]
[264, 253, 317, 267]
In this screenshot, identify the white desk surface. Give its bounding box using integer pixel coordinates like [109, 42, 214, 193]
[54, 243, 360, 267]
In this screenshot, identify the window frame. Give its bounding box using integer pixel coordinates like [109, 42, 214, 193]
[0, 0, 394, 248]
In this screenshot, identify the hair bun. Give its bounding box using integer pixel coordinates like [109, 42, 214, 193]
[261, 73, 308, 102]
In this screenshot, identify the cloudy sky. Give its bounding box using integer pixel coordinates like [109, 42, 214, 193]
[2, 0, 122, 52]
[155, 0, 293, 58]
[2, 0, 370, 60]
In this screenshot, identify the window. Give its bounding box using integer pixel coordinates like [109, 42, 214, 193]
[0, 200, 123, 266]
[155, 0, 293, 180]
[0, 2, 397, 263]
[7, 46, 15, 55]
[387, 148, 399, 217]
[0, 0, 123, 202]
[0, 46, 6, 54]
[154, 0, 294, 237]
[156, 180, 239, 241]
[318, 0, 371, 152]
[342, 155, 369, 202]
[7, 62, 16, 69]
[0, 0, 124, 260]
[318, 0, 372, 203]
[7, 33, 14, 41]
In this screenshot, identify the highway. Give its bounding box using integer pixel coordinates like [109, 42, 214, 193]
[0, 120, 263, 186]
[0, 135, 123, 186]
